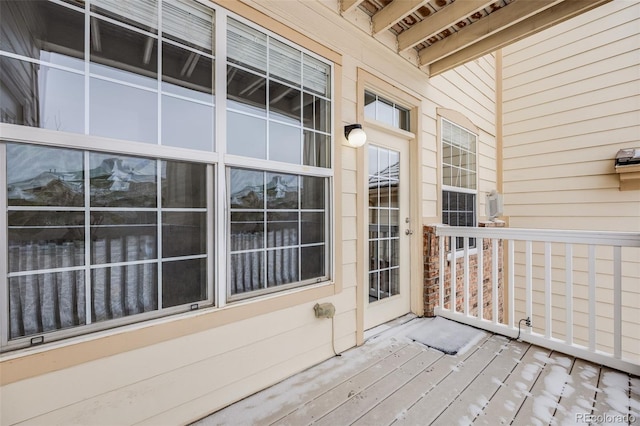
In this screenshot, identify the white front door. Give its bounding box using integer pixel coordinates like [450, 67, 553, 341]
[364, 129, 412, 330]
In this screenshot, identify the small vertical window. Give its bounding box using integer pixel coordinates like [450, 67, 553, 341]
[441, 119, 477, 249]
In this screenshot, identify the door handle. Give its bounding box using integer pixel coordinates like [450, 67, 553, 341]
[405, 229, 413, 235]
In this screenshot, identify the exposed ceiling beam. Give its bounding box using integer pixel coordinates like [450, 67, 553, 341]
[428, 0, 613, 75]
[372, 0, 427, 35]
[341, 0, 365, 14]
[418, 0, 561, 67]
[398, 0, 495, 51]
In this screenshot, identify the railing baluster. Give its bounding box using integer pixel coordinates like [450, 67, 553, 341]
[508, 239, 514, 328]
[463, 237, 469, 316]
[525, 240, 532, 334]
[477, 237, 483, 321]
[613, 246, 622, 359]
[439, 235, 445, 311]
[492, 238, 498, 324]
[588, 245, 596, 352]
[544, 242, 552, 339]
[565, 244, 573, 346]
[451, 237, 457, 313]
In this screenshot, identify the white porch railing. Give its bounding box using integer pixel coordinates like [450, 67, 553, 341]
[435, 226, 640, 375]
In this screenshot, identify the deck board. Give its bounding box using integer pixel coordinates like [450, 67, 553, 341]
[395, 335, 507, 425]
[474, 343, 551, 425]
[430, 338, 530, 425]
[271, 344, 423, 425]
[192, 318, 639, 426]
[351, 335, 494, 426]
[313, 347, 443, 426]
[553, 358, 600, 424]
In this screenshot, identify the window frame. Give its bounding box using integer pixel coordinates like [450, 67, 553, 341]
[363, 90, 411, 131]
[0, 0, 335, 352]
[440, 117, 479, 252]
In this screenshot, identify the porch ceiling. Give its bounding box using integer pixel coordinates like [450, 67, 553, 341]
[340, 0, 612, 75]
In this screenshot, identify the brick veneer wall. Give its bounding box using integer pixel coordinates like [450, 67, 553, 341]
[423, 222, 504, 321]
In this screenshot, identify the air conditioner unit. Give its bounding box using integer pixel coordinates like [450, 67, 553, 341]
[485, 190, 503, 221]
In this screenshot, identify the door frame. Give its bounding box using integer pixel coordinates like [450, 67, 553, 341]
[355, 68, 423, 345]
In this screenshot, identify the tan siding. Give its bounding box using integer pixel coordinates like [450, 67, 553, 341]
[503, 1, 640, 362]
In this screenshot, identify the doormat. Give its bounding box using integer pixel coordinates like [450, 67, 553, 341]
[407, 316, 486, 355]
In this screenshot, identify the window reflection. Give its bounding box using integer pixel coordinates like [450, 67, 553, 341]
[161, 161, 206, 208]
[162, 42, 213, 101]
[7, 144, 84, 207]
[0, 1, 84, 66]
[89, 153, 157, 207]
[0, 56, 85, 132]
[90, 17, 158, 86]
[6, 143, 211, 339]
[227, 66, 267, 115]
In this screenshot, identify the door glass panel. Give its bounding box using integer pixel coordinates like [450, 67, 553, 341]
[368, 145, 401, 302]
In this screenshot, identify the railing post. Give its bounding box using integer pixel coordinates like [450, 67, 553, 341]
[544, 242, 552, 339]
[565, 244, 573, 346]
[525, 240, 532, 333]
[463, 237, 469, 316]
[614, 246, 622, 359]
[508, 239, 514, 328]
[492, 238, 498, 324]
[451, 236, 457, 313]
[588, 245, 596, 352]
[477, 237, 483, 321]
[439, 233, 445, 311]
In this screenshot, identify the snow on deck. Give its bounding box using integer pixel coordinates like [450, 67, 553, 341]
[192, 317, 639, 425]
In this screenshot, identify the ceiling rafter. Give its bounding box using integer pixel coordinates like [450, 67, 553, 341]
[337, 0, 614, 79]
[372, 0, 428, 35]
[397, 0, 495, 52]
[418, 0, 561, 67]
[341, 0, 365, 14]
[428, 0, 613, 75]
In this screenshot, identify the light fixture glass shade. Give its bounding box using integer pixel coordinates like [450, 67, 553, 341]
[347, 127, 367, 147]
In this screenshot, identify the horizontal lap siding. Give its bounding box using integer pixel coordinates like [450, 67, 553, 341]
[502, 1, 640, 362]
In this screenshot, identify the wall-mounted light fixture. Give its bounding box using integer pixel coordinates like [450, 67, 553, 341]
[344, 124, 367, 147]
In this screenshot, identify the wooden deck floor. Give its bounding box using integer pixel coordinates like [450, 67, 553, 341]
[193, 317, 640, 426]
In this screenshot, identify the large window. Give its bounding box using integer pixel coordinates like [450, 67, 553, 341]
[441, 118, 477, 249]
[225, 18, 332, 299]
[1, 0, 333, 350]
[6, 143, 210, 342]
